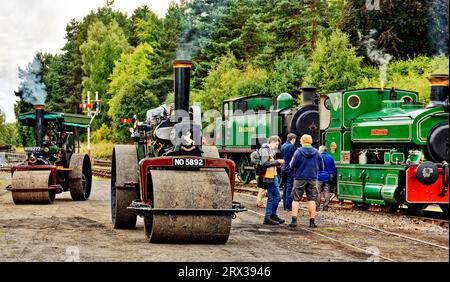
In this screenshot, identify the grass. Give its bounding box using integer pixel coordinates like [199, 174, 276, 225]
[79, 142, 115, 160]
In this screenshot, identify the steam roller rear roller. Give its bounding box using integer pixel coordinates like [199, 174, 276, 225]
[143, 168, 232, 244]
[11, 170, 55, 204]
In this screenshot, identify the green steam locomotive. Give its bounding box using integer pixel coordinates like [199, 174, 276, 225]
[213, 89, 320, 183]
[319, 75, 449, 215]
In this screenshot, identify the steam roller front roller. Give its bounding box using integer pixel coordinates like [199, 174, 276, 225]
[69, 154, 92, 201]
[143, 168, 233, 244]
[111, 145, 140, 229]
[11, 170, 55, 204]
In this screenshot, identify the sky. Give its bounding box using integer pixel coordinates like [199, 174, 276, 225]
[0, 0, 172, 123]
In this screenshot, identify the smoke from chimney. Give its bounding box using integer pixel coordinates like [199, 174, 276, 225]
[18, 55, 47, 106]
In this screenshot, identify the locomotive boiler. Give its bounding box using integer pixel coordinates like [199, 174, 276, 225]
[320, 74, 449, 215]
[214, 87, 320, 183]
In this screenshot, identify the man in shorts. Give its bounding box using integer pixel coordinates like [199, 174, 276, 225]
[289, 134, 324, 228]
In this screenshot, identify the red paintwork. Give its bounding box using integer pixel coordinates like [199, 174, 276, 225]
[10, 165, 64, 193]
[406, 166, 449, 204]
[138, 157, 236, 203]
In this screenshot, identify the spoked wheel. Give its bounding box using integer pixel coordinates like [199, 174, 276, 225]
[69, 154, 92, 201]
[237, 155, 253, 184]
[439, 204, 449, 218]
[111, 145, 140, 229]
[354, 202, 371, 211]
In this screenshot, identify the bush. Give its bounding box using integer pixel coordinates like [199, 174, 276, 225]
[358, 55, 449, 104]
[305, 30, 363, 93]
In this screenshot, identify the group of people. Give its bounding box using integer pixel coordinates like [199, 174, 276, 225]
[255, 134, 336, 228]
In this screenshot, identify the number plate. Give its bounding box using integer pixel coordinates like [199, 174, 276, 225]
[173, 158, 205, 168]
[25, 147, 42, 153]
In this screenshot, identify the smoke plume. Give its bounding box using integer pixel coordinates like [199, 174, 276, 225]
[17, 56, 47, 106]
[359, 29, 393, 89]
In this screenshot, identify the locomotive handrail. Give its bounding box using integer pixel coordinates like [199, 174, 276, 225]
[352, 115, 413, 122]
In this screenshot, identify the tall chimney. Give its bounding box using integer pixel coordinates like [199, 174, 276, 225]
[427, 74, 449, 110]
[173, 60, 193, 122]
[35, 105, 45, 148]
[301, 87, 317, 105]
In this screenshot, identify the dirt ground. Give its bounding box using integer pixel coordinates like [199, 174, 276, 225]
[0, 172, 448, 262]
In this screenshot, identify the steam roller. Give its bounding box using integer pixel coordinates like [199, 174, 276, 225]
[8, 105, 92, 205]
[111, 60, 246, 244]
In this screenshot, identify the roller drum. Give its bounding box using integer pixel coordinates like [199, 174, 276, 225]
[11, 170, 54, 204]
[145, 169, 232, 243]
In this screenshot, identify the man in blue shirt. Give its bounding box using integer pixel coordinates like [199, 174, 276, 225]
[289, 135, 324, 228]
[281, 133, 297, 211]
[316, 146, 337, 211]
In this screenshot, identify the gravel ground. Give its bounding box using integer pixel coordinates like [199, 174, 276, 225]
[0, 172, 448, 262]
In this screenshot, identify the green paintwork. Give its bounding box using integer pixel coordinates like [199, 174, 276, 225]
[277, 93, 294, 110]
[321, 87, 448, 207]
[351, 105, 448, 145]
[216, 94, 282, 149]
[19, 112, 91, 128]
[336, 164, 403, 205]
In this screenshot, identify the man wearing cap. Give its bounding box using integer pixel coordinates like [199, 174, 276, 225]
[289, 134, 324, 228]
[316, 146, 336, 211]
[281, 133, 297, 211]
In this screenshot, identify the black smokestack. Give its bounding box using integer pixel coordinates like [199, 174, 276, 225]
[35, 105, 45, 148]
[427, 74, 449, 109]
[173, 60, 193, 122]
[301, 87, 317, 105]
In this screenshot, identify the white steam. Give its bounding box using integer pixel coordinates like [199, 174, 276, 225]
[359, 29, 393, 89]
[18, 56, 47, 106]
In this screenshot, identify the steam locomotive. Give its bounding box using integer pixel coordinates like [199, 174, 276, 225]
[213, 88, 320, 183]
[320, 75, 449, 215]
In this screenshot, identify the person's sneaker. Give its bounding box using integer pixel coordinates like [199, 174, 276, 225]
[270, 214, 285, 224]
[289, 217, 297, 227]
[263, 216, 280, 225]
[257, 203, 266, 208]
[309, 219, 317, 228]
[322, 206, 329, 211]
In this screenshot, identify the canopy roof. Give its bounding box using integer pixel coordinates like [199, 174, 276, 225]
[18, 112, 90, 128]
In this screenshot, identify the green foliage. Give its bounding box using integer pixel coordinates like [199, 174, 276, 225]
[108, 43, 159, 140]
[80, 20, 132, 128]
[305, 30, 363, 92]
[92, 124, 119, 143]
[264, 55, 309, 96]
[0, 110, 18, 146]
[340, 0, 445, 59]
[358, 55, 449, 104]
[191, 53, 267, 111]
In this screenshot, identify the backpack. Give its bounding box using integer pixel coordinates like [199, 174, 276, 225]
[251, 147, 270, 176]
[250, 149, 262, 165]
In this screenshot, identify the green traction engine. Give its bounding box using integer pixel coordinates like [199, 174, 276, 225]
[320, 75, 449, 215]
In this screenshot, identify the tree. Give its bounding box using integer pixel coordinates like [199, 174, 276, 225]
[108, 43, 159, 140]
[191, 53, 267, 111]
[80, 20, 131, 127]
[0, 110, 18, 146]
[340, 0, 440, 59]
[305, 30, 363, 92]
[264, 55, 309, 96]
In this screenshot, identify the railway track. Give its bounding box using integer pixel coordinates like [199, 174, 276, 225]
[233, 185, 449, 227]
[239, 192, 448, 262]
